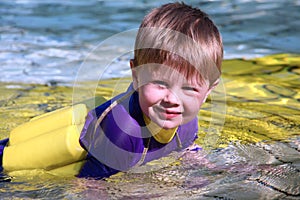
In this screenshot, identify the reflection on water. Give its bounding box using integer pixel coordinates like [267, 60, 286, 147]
[0, 54, 299, 199]
[198, 54, 300, 146]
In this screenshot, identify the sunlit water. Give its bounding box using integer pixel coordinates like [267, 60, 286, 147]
[0, 0, 300, 199]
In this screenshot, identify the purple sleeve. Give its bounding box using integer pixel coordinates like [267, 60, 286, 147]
[78, 104, 144, 178]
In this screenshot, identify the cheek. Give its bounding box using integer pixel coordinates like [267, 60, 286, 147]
[138, 86, 161, 112]
[183, 95, 206, 115]
[139, 87, 156, 104]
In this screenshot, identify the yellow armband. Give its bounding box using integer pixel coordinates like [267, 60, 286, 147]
[3, 104, 88, 173]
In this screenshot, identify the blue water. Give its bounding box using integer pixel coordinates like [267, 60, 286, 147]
[0, 0, 300, 85]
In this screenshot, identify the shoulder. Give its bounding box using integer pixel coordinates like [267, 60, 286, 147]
[101, 104, 144, 152]
[79, 89, 145, 171]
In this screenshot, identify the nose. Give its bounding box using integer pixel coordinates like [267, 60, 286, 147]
[163, 89, 180, 106]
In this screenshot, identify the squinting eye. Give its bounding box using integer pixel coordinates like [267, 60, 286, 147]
[183, 86, 199, 92]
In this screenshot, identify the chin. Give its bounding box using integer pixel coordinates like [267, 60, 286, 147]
[161, 122, 180, 130]
[162, 126, 177, 130]
[151, 116, 181, 129]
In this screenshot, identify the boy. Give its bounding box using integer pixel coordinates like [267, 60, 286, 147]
[0, 2, 223, 179]
[78, 2, 223, 178]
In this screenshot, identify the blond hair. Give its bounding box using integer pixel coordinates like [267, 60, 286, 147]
[133, 2, 223, 86]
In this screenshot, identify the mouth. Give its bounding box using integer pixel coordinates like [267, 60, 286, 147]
[155, 107, 182, 119]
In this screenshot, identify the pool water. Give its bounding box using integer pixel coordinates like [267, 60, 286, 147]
[0, 54, 299, 199]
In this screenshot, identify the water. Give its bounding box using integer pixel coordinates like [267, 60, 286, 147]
[0, 0, 300, 199]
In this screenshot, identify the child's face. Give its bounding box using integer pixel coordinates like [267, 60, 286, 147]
[132, 64, 213, 129]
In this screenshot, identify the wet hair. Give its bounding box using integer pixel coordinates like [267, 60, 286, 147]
[132, 2, 223, 87]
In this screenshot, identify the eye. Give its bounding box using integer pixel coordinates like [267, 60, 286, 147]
[182, 86, 199, 92]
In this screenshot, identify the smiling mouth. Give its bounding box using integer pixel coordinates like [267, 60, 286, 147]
[165, 110, 181, 114]
[155, 107, 182, 119]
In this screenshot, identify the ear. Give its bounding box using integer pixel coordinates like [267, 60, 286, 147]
[210, 79, 220, 90]
[130, 59, 138, 90]
[202, 79, 220, 103]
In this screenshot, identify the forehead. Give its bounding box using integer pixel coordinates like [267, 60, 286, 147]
[137, 63, 206, 86]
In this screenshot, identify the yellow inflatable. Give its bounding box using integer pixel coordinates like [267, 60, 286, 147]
[2, 96, 106, 176]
